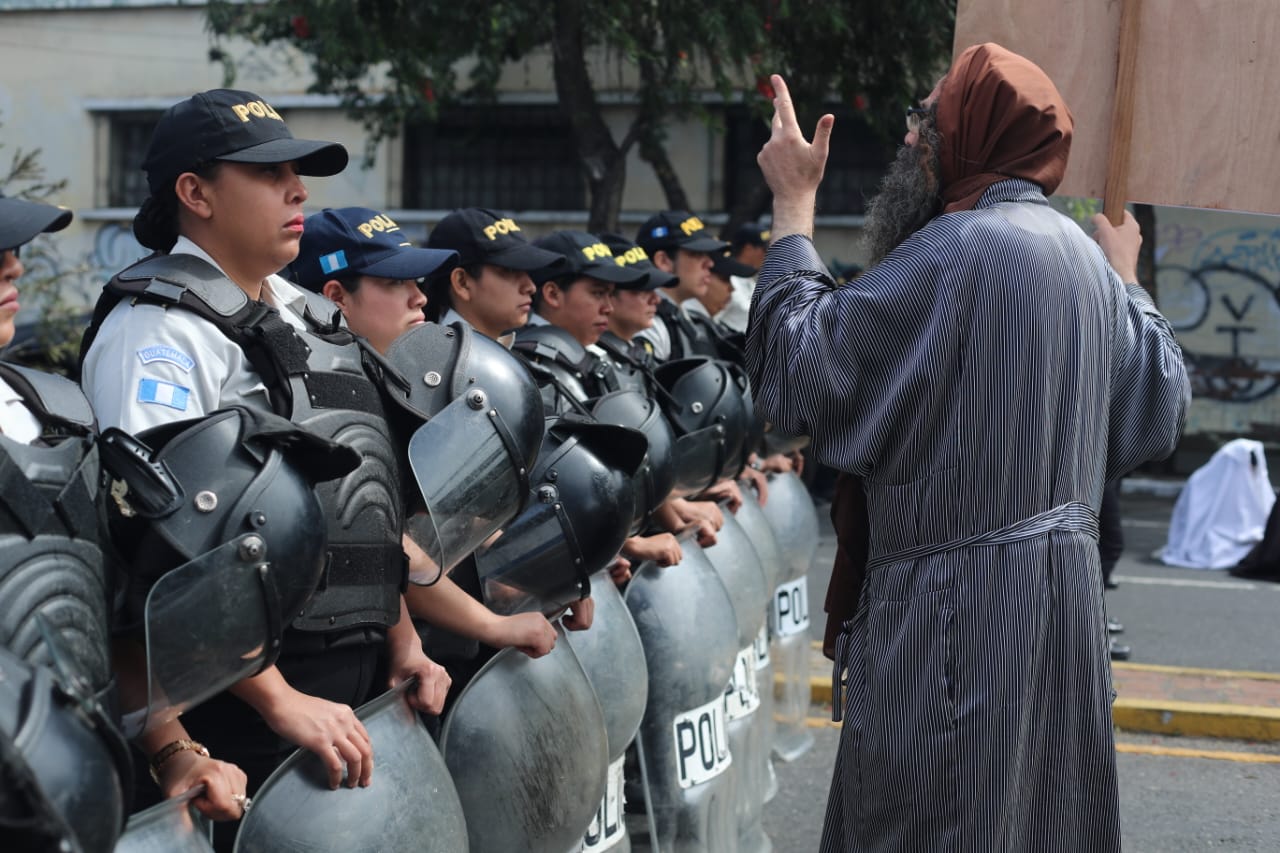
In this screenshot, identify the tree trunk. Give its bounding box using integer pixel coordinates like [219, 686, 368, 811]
[639, 130, 691, 212]
[1134, 202, 1157, 301]
[550, 0, 625, 232]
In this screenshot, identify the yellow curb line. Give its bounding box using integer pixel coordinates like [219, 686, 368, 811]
[1112, 699, 1280, 742]
[799, 676, 1280, 742]
[1113, 662, 1280, 682]
[1114, 743, 1280, 764]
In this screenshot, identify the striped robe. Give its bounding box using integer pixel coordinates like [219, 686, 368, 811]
[746, 180, 1189, 852]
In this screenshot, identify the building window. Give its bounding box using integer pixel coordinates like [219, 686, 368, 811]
[723, 105, 894, 216]
[403, 105, 585, 211]
[105, 111, 162, 208]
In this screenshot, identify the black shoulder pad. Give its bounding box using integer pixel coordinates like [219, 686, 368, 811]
[0, 362, 95, 432]
[115, 253, 249, 318]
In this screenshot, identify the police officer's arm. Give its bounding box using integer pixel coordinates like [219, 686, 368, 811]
[385, 596, 451, 715]
[82, 304, 230, 433]
[402, 536, 557, 657]
[561, 595, 594, 631]
[136, 719, 248, 821]
[652, 496, 720, 547]
[228, 666, 374, 790]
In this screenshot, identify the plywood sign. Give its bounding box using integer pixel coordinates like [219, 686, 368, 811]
[954, 0, 1280, 215]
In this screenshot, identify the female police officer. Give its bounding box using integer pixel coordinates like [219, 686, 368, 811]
[77, 89, 450, 848]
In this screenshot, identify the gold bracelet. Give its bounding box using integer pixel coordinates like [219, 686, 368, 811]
[149, 738, 210, 784]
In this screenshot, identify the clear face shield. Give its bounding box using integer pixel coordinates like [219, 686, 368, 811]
[401, 389, 532, 584]
[117, 535, 283, 738]
[667, 424, 727, 498]
[473, 496, 590, 619]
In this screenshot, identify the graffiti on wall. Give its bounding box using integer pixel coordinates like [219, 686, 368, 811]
[1157, 223, 1280, 409]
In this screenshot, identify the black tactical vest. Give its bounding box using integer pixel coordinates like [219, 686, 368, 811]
[79, 254, 406, 634]
[0, 362, 112, 696]
[595, 332, 655, 397]
[654, 299, 719, 361]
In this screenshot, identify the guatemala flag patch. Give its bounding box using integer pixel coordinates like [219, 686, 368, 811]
[137, 378, 190, 411]
[319, 250, 348, 275]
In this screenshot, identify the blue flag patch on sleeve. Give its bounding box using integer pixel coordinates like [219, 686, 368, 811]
[136, 345, 196, 373]
[137, 378, 191, 411]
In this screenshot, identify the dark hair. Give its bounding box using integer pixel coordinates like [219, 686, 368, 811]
[423, 261, 483, 323]
[132, 161, 221, 252]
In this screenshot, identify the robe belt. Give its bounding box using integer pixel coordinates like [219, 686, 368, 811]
[831, 500, 1099, 722]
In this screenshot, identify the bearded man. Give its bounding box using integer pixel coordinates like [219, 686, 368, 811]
[747, 44, 1190, 851]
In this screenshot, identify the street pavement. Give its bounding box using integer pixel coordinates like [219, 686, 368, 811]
[760, 480, 1280, 851]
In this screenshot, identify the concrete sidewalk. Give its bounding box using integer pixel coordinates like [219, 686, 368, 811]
[802, 644, 1280, 742]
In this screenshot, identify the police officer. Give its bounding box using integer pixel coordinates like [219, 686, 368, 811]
[77, 89, 449, 849]
[423, 207, 567, 338]
[1, 193, 251, 849]
[289, 205, 557, 658]
[633, 210, 730, 362]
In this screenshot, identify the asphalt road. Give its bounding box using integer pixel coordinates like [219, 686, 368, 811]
[762, 725, 1280, 852]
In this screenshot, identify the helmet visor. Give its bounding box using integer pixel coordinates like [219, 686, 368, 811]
[403, 394, 530, 583]
[668, 425, 726, 497]
[473, 501, 588, 618]
[121, 536, 277, 736]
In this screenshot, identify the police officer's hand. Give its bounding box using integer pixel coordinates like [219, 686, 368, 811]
[740, 464, 770, 505]
[260, 689, 373, 789]
[622, 533, 682, 567]
[701, 479, 744, 512]
[693, 519, 719, 548]
[562, 596, 595, 631]
[390, 649, 451, 716]
[608, 556, 633, 585]
[156, 750, 249, 822]
[676, 496, 724, 532]
[494, 611, 557, 658]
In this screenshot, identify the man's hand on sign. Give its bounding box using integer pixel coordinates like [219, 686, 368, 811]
[1091, 211, 1142, 284]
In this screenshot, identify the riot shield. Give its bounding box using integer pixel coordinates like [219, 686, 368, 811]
[234, 680, 467, 853]
[440, 627, 608, 853]
[402, 392, 531, 582]
[566, 578, 649, 853]
[115, 787, 214, 853]
[732, 491, 784, 803]
[760, 472, 819, 762]
[701, 508, 772, 853]
[623, 540, 739, 853]
[120, 536, 282, 737]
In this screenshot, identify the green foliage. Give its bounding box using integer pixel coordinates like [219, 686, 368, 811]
[205, 0, 958, 223]
[0, 120, 86, 375]
[1061, 195, 1101, 225]
[756, 0, 958, 142]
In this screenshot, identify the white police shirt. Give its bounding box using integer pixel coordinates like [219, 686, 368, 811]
[634, 291, 677, 361]
[0, 377, 42, 444]
[720, 274, 756, 333]
[81, 236, 310, 434]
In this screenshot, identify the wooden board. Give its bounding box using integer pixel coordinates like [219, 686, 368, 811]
[954, 0, 1280, 215]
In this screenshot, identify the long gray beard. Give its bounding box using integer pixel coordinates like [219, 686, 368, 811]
[861, 125, 943, 266]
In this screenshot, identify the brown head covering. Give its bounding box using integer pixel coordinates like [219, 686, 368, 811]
[936, 43, 1074, 214]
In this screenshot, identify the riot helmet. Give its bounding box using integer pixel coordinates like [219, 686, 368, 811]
[653, 357, 752, 494]
[474, 415, 647, 618]
[99, 407, 359, 735]
[382, 321, 544, 582]
[0, 646, 130, 853]
[588, 389, 677, 531]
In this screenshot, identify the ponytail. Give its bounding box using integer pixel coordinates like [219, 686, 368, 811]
[132, 193, 179, 252]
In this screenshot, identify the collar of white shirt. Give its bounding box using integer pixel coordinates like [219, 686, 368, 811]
[170, 236, 309, 328]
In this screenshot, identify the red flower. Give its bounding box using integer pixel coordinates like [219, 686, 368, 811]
[853, 94, 868, 111]
[290, 15, 311, 39]
[756, 77, 775, 100]
[421, 80, 436, 103]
